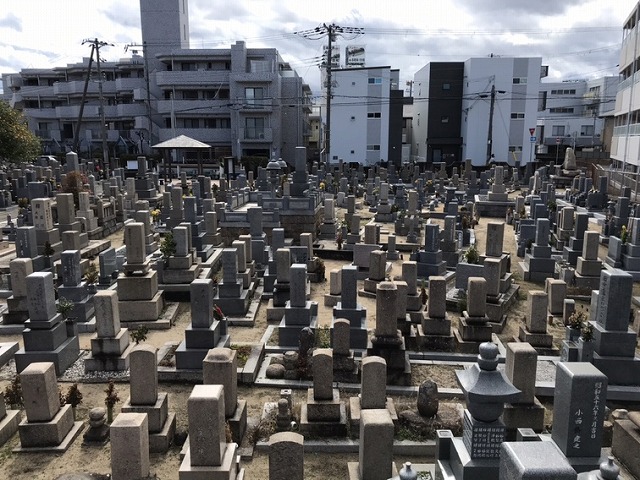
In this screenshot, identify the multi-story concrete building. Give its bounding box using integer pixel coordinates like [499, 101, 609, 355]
[328, 66, 404, 166]
[1, 0, 311, 166]
[412, 57, 543, 168]
[412, 62, 464, 167]
[461, 57, 543, 168]
[612, 3, 640, 172]
[536, 77, 617, 160]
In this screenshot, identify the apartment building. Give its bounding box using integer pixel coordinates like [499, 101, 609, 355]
[1, 0, 311, 165]
[328, 66, 404, 166]
[536, 77, 617, 157]
[612, 3, 640, 172]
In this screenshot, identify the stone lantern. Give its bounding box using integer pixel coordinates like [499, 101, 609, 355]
[456, 342, 521, 422]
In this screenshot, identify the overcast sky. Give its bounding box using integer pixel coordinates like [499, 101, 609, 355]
[0, 0, 636, 97]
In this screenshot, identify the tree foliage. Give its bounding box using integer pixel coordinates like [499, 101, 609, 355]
[0, 101, 40, 164]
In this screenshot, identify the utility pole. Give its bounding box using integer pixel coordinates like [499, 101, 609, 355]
[294, 24, 363, 165]
[83, 38, 114, 175]
[72, 42, 95, 154]
[483, 81, 506, 166]
[125, 42, 154, 152]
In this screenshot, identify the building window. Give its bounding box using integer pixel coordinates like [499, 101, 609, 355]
[549, 107, 574, 114]
[581, 125, 595, 136]
[368, 77, 382, 85]
[442, 83, 451, 90]
[508, 146, 523, 152]
[181, 62, 196, 71]
[367, 112, 381, 118]
[351, 150, 355, 154]
[204, 118, 231, 129]
[513, 77, 527, 84]
[441, 116, 449, 123]
[551, 125, 565, 136]
[367, 145, 381, 151]
[510, 113, 525, 119]
[182, 90, 198, 100]
[551, 89, 576, 95]
[183, 118, 200, 129]
[245, 117, 265, 139]
[245, 87, 265, 106]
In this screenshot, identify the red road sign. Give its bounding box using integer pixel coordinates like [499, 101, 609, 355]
[556, 137, 561, 144]
[529, 128, 535, 135]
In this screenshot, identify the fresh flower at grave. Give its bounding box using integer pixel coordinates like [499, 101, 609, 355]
[213, 304, 224, 321]
[151, 209, 161, 221]
[319, 181, 326, 190]
[621, 225, 629, 244]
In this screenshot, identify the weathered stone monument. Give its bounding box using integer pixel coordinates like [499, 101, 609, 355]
[118, 223, 166, 327]
[84, 289, 132, 372]
[176, 279, 230, 369]
[15, 362, 83, 452]
[417, 275, 454, 350]
[121, 345, 176, 453]
[14, 272, 80, 375]
[110, 412, 150, 480]
[178, 385, 244, 479]
[299, 348, 347, 437]
[203, 347, 247, 444]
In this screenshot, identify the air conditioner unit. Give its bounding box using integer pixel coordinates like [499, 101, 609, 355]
[258, 133, 265, 139]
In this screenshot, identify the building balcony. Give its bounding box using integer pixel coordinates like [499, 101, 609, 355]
[53, 80, 116, 96]
[157, 127, 231, 143]
[237, 99, 272, 112]
[239, 127, 272, 142]
[115, 77, 145, 91]
[233, 72, 276, 83]
[55, 105, 100, 119]
[543, 136, 602, 147]
[156, 99, 232, 114]
[116, 103, 147, 117]
[154, 70, 230, 87]
[23, 107, 59, 120]
[35, 129, 62, 141]
[19, 85, 55, 98]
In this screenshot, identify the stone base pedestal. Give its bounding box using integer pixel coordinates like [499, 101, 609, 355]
[366, 336, 412, 386]
[612, 419, 640, 480]
[458, 316, 493, 342]
[0, 409, 20, 447]
[348, 396, 398, 439]
[14, 335, 80, 376]
[119, 291, 165, 322]
[502, 399, 545, 440]
[347, 462, 397, 480]
[416, 324, 455, 351]
[179, 442, 241, 480]
[517, 326, 553, 349]
[299, 402, 347, 437]
[228, 400, 247, 445]
[121, 393, 176, 453]
[17, 404, 79, 450]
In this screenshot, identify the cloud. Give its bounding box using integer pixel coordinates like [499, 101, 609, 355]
[99, 3, 141, 29]
[0, 13, 22, 32]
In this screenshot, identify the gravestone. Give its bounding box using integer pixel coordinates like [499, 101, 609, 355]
[16, 362, 82, 451]
[455, 277, 493, 352]
[121, 345, 176, 453]
[518, 291, 553, 350]
[348, 356, 397, 439]
[366, 282, 411, 385]
[85, 290, 132, 372]
[278, 264, 319, 347]
[502, 342, 545, 439]
[299, 349, 347, 437]
[552, 362, 607, 472]
[418, 275, 454, 350]
[2, 258, 33, 327]
[14, 272, 80, 375]
[110, 413, 150, 480]
[176, 279, 230, 369]
[118, 223, 165, 325]
[269, 432, 304, 480]
[178, 385, 243, 478]
[347, 409, 396, 480]
[58, 249, 95, 325]
[203, 347, 246, 443]
[213, 247, 253, 316]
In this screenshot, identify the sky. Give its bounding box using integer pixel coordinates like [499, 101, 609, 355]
[0, 0, 637, 97]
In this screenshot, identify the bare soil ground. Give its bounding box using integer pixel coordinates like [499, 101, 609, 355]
[0, 195, 636, 479]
